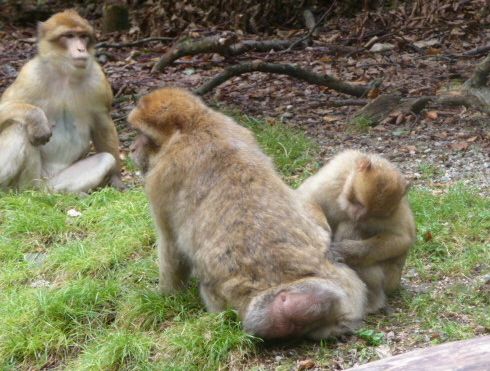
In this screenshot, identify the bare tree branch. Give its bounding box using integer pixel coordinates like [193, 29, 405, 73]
[194, 61, 370, 97]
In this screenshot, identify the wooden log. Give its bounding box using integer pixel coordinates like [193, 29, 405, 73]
[345, 336, 490, 371]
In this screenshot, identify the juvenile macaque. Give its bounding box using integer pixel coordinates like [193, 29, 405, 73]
[128, 88, 367, 340]
[0, 10, 123, 192]
[297, 150, 416, 313]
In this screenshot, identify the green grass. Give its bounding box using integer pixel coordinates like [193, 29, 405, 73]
[349, 115, 375, 132]
[0, 116, 488, 369]
[417, 162, 441, 180]
[230, 113, 320, 187]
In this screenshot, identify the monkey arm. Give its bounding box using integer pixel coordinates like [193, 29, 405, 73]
[331, 233, 412, 267]
[91, 112, 124, 188]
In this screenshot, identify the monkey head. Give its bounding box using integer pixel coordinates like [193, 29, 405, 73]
[37, 10, 95, 70]
[338, 156, 408, 221]
[128, 88, 205, 174]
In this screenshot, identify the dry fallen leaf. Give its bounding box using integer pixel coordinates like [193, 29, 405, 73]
[450, 141, 470, 151]
[323, 115, 338, 123]
[423, 231, 433, 242]
[367, 87, 381, 99]
[403, 145, 417, 154]
[426, 111, 438, 120]
[395, 113, 405, 125]
[297, 359, 315, 370]
[426, 47, 442, 56]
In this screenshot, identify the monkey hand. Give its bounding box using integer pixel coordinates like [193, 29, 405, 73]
[109, 174, 127, 191]
[331, 240, 369, 265]
[326, 246, 345, 263]
[25, 107, 52, 146]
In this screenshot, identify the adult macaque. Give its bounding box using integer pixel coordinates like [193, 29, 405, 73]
[0, 10, 123, 192]
[128, 88, 367, 340]
[297, 150, 416, 313]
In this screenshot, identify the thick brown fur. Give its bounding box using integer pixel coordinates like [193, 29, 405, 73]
[0, 10, 123, 192]
[297, 150, 416, 313]
[129, 88, 367, 340]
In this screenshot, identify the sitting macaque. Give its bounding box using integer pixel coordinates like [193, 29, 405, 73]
[0, 10, 123, 193]
[128, 88, 367, 340]
[297, 150, 416, 313]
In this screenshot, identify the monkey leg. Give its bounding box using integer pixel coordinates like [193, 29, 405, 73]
[156, 230, 190, 295]
[243, 278, 341, 340]
[357, 265, 386, 313]
[0, 124, 41, 190]
[47, 152, 116, 193]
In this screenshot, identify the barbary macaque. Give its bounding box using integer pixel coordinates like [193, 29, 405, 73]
[297, 150, 416, 313]
[128, 88, 367, 340]
[0, 10, 123, 193]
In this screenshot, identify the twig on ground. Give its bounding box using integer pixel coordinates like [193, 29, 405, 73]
[194, 61, 370, 97]
[95, 37, 173, 49]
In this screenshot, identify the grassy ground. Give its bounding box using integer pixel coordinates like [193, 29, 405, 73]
[0, 117, 488, 370]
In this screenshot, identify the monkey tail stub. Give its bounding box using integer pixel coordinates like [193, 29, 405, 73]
[242, 278, 341, 340]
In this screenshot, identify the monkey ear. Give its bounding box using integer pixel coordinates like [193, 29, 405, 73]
[357, 158, 372, 172]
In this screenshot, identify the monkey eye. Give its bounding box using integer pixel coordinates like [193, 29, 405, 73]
[64, 33, 76, 39]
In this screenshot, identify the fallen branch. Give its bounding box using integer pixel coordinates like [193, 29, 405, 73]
[326, 99, 368, 107]
[152, 33, 309, 73]
[194, 61, 370, 97]
[353, 92, 489, 126]
[461, 44, 490, 57]
[95, 37, 173, 49]
[152, 33, 237, 72]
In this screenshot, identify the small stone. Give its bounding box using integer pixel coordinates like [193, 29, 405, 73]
[370, 43, 395, 52]
[24, 252, 47, 268]
[30, 279, 51, 288]
[375, 345, 392, 359]
[67, 209, 82, 217]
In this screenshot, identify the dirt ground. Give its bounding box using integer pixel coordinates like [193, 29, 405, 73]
[1, 12, 488, 194]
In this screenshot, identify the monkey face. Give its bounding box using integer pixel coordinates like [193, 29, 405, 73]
[37, 10, 95, 70]
[129, 133, 159, 175]
[58, 32, 93, 68]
